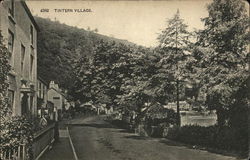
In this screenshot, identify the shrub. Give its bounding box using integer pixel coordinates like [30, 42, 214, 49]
[166, 125, 248, 154]
[0, 116, 34, 159]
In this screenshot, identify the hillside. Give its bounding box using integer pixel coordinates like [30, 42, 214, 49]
[35, 17, 135, 90]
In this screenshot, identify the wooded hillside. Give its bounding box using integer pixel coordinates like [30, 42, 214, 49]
[35, 17, 135, 90]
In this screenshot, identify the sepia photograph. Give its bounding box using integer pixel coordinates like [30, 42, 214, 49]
[0, 0, 249, 160]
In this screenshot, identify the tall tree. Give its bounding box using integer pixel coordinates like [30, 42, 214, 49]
[71, 40, 135, 110]
[196, 0, 249, 127]
[157, 10, 192, 126]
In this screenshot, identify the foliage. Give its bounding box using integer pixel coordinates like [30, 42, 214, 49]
[194, 0, 250, 126]
[71, 39, 177, 125]
[145, 106, 177, 126]
[0, 32, 11, 120]
[167, 124, 248, 154]
[157, 9, 193, 80]
[67, 2, 249, 153]
[118, 47, 175, 113]
[35, 17, 135, 90]
[0, 116, 34, 160]
[0, 32, 33, 159]
[157, 10, 193, 126]
[71, 40, 134, 107]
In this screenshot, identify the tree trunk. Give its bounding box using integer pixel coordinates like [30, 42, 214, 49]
[176, 79, 181, 126]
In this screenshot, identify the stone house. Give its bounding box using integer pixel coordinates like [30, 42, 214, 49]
[48, 81, 66, 120]
[0, 0, 39, 116]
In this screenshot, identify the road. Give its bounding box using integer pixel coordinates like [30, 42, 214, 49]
[67, 115, 240, 160]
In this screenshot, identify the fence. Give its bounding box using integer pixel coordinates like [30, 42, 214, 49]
[0, 144, 26, 160]
[0, 123, 56, 160]
[33, 123, 55, 159]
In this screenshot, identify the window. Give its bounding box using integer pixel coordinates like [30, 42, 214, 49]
[30, 25, 34, 45]
[8, 0, 14, 17]
[30, 54, 34, 80]
[8, 90, 14, 109]
[8, 30, 14, 53]
[21, 44, 25, 76]
[38, 82, 42, 98]
[43, 85, 46, 99]
[30, 96, 33, 111]
[41, 84, 44, 99]
[8, 30, 14, 66]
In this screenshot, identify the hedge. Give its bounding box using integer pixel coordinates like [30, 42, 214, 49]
[167, 125, 248, 153]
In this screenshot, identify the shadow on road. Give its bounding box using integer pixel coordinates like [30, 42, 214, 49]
[96, 138, 122, 154]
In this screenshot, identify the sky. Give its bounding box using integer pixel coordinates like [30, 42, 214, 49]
[27, 0, 214, 47]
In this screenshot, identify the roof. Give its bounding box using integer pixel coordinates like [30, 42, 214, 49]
[49, 87, 62, 95]
[37, 76, 49, 87]
[48, 87, 68, 99]
[21, 1, 40, 32]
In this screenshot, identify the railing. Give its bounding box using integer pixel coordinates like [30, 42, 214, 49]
[0, 123, 56, 160]
[0, 144, 26, 160]
[32, 123, 56, 159]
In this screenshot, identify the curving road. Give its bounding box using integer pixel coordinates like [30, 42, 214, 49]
[68, 116, 241, 160]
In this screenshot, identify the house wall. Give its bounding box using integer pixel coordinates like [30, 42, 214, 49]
[48, 89, 63, 110]
[0, 1, 38, 116]
[37, 79, 48, 107]
[37, 78, 50, 118]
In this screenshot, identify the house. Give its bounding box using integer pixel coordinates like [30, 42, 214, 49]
[37, 77, 55, 120]
[0, 0, 39, 117]
[48, 81, 67, 119]
[37, 77, 48, 113]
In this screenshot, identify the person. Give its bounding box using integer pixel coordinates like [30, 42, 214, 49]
[39, 115, 48, 127]
[69, 105, 75, 118]
[53, 107, 59, 142]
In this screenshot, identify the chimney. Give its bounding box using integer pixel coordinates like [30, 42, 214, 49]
[49, 81, 55, 88]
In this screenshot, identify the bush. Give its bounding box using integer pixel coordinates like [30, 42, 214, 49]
[168, 125, 216, 146]
[166, 125, 248, 153]
[0, 116, 34, 159]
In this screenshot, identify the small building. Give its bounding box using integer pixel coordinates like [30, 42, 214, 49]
[0, 0, 39, 117]
[48, 81, 70, 120]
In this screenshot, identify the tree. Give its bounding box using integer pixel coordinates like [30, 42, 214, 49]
[71, 40, 134, 110]
[70, 55, 93, 103]
[157, 10, 192, 126]
[0, 32, 11, 120]
[196, 0, 249, 127]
